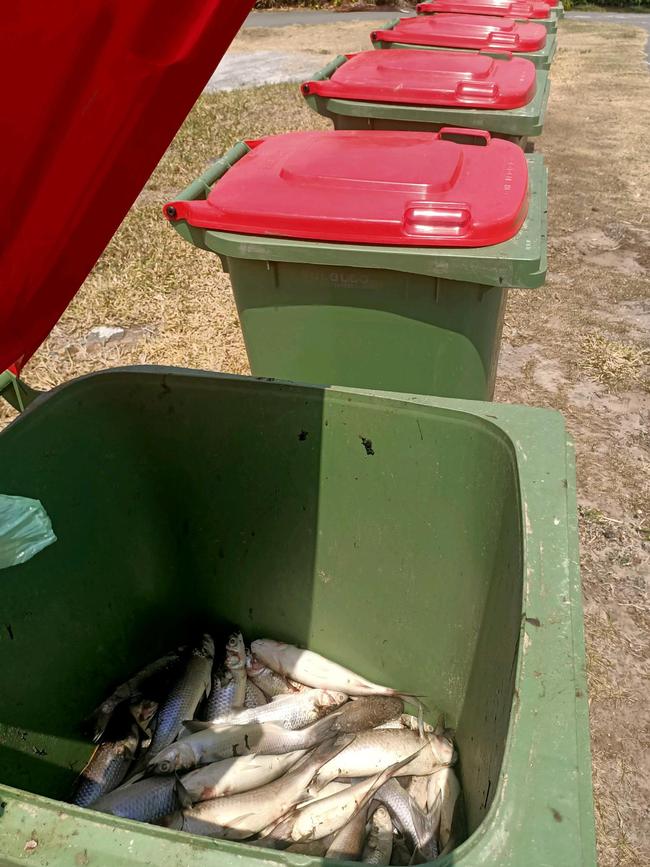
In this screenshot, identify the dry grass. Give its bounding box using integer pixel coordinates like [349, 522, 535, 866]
[580, 333, 649, 388]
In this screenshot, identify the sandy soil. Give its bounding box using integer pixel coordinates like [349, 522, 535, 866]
[1, 19, 648, 867]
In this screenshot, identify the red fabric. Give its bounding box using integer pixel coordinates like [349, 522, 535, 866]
[0, 0, 255, 373]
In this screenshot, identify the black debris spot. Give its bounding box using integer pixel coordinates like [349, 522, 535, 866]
[551, 807, 563, 822]
[525, 617, 542, 628]
[248, 607, 253, 619]
[360, 436, 374, 456]
[482, 778, 492, 809]
[416, 420, 424, 441]
[232, 744, 240, 758]
[0, 801, 6, 817]
[5, 624, 14, 640]
[298, 430, 308, 441]
[244, 734, 250, 751]
[575, 689, 584, 699]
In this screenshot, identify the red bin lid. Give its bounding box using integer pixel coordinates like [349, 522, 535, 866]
[417, 0, 553, 20]
[166, 130, 529, 248]
[302, 50, 537, 111]
[0, 0, 255, 376]
[372, 14, 548, 53]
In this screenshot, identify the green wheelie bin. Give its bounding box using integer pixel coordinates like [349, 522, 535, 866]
[416, 1, 560, 34]
[371, 14, 557, 71]
[302, 50, 549, 148]
[164, 129, 547, 401]
[0, 366, 597, 867]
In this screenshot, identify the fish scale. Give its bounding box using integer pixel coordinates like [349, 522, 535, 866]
[72, 725, 139, 808]
[93, 775, 179, 823]
[148, 634, 214, 759]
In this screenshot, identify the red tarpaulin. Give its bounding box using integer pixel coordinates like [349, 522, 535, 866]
[0, 0, 255, 374]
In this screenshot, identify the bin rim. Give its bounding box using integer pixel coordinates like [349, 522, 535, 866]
[0, 365, 596, 867]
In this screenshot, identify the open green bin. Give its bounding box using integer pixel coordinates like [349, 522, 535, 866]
[372, 16, 557, 71]
[302, 51, 550, 147]
[0, 366, 596, 866]
[165, 131, 547, 401]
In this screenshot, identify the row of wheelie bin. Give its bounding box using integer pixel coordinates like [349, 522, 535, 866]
[164, 0, 561, 401]
[0, 2, 597, 866]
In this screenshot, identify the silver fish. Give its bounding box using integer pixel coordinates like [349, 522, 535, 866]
[225, 632, 247, 710]
[373, 779, 438, 860]
[291, 753, 415, 843]
[244, 679, 267, 708]
[92, 775, 179, 823]
[180, 751, 306, 802]
[206, 688, 347, 729]
[408, 775, 429, 811]
[147, 634, 213, 759]
[298, 780, 352, 808]
[325, 805, 369, 860]
[390, 835, 413, 866]
[251, 639, 412, 700]
[362, 805, 393, 865]
[247, 654, 300, 699]
[426, 766, 460, 851]
[315, 729, 454, 785]
[163, 736, 350, 839]
[89, 648, 184, 743]
[71, 724, 139, 807]
[377, 715, 435, 734]
[149, 714, 341, 774]
[203, 671, 236, 721]
[128, 698, 158, 737]
[330, 696, 404, 733]
[286, 838, 334, 856]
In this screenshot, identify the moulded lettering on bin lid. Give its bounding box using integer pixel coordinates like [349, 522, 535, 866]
[0, 0, 256, 376]
[302, 50, 537, 111]
[417, 0, 554, 20]
[371, 14, 548, 53]
[166, 130, 529, 248]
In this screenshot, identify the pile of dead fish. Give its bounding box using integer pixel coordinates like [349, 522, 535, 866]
[72, 632, 461, 861]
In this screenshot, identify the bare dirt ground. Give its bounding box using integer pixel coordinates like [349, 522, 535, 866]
[1, 20, 648, 867]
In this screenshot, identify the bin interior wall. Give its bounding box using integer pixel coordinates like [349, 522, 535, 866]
[0, 371, 522, 837]
[228, 258, 507, 401]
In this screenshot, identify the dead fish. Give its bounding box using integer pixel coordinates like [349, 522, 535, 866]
[408, 776, 429, 812]
[92, 775, 181, 823]
[206, 688, 347, 729]
[244, 679, 267, 708]
[330, 696, 404, 733]
[149, 714, 341, 774]
[291, 752, 416, 843]
[181, 751, 306, 802]
[377, 714, 435, 734]
[88, 647, 184, 743]
[147, 634, 213, 760]
[286, 838, 334, 856]
[225, 632, 247, 710]
[362, 805, 393, 865]
[325, 805, 369, 860]
[251, 639, 416, 701]
[203, 671, 236, 721]
[390, 834, 413, 866]
[426, 766, 461, 851]
[162, 736, 351, 839]
[298, 780, 352, 808]
[373, 779, 438, 860]
[315, 729, 454, 785]
[71, 724, 139, 807]
[128, 698, 158, 737]
[247, 654, 300, 699]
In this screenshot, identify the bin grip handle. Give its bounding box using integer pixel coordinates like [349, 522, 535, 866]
[438, 128, 492, 146]
[302, 54, 349, 93]
[170, 141, 251, 205]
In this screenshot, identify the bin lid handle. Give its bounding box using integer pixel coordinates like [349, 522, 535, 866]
[437, 128, 492, 146]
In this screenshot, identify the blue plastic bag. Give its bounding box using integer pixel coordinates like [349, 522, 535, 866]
[0, 494, 56, 569]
